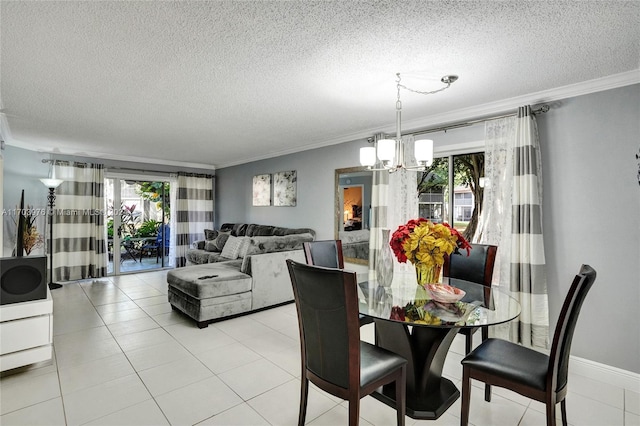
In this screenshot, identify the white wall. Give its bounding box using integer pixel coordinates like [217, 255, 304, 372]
[216, 84, 640, 373]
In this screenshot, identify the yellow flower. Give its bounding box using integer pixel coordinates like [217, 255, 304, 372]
[400, 221, 459, 267]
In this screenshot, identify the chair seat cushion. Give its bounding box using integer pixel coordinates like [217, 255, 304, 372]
[360, 341, 407, 388]
[461, 338, 549, 392]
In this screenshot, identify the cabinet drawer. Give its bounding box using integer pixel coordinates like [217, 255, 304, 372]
[0, 315, 52, 355]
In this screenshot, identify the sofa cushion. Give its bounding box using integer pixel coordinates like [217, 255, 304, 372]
[221, 235, 248, 259]
[167, 264, 252, 299]
[246, 224, 276, 236]
[204, 229, 218, 241]
[240, 233, 314, 274]
[273, 227, 316, 237]
[204, 240, 218, 252]
[213, 233, 230, 251]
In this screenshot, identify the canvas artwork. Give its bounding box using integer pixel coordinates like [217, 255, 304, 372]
[252, 174, 271, 206]
[273, 170, 297, 206]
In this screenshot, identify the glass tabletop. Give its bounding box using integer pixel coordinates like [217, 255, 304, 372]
[358, 273, 521, 328]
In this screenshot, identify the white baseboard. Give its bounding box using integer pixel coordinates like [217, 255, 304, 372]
[571, 355, 640, 393]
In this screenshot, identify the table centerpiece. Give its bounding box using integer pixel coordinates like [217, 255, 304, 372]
[390, 218, 471, 286]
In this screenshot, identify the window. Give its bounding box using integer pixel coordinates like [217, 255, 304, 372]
[417, 152, 484, 241]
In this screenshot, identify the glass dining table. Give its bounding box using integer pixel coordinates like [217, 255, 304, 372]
[358, 273, 521, 420]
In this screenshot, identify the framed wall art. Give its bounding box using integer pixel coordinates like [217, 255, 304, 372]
[273, 170, 297, 206]
[252, 174, 271, 206]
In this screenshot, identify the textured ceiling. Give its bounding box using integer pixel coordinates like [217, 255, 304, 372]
[1, 1, 638, 169]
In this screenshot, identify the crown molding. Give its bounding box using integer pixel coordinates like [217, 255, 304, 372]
[5, 140, 217, 171]
[216, 70, 639, 168]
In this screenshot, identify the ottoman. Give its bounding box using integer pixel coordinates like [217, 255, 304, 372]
[167, 264, 252, 328]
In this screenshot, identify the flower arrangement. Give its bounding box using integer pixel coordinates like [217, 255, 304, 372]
[390, 218, 471, 285]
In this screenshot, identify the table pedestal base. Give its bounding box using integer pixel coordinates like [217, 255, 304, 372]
[373, 319, 460, 420]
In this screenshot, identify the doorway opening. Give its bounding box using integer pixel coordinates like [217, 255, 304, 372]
[105, 176, 172, 275]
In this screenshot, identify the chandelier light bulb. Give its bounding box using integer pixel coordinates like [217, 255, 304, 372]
[377, 139, 396, 162]
[414, 139, 433, 164]
[359, 147, 376, 167]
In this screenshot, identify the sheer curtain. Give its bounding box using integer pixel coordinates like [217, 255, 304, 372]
[477, 106, 549, 349]
[369, 135, 420, 279]
[173, 173, 214, 267]
[52, 162, 107, 281]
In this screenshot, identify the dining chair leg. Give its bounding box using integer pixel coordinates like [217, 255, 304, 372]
[560, 399, 568, 426]
[484, 384, 492, 402]
[395, 366, 406, 426]
[460, 368, 471, 426]
[465, 333, 472, 355]
[546, 401, 557, 426]
[298, 377, 309, 426]
[348, 397, 360, 426]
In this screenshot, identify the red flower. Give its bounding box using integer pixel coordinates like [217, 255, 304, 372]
[390, 218, 428, 263]
[442, 223, 472, 256]
[390, 306, 405, 321]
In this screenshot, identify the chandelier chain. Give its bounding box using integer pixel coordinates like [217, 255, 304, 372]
[396, 73, 452, 97]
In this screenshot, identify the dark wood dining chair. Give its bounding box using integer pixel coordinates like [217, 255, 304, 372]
[460, 264, 597, 426]
[303, 240, 373, 326]
[443, 244, 498, 354]
[286, 260, 407, 426]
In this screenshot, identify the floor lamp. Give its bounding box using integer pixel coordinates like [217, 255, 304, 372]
[40, 177, 63, 290]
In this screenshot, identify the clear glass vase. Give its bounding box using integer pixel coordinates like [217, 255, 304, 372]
[375, 228, 394, 287]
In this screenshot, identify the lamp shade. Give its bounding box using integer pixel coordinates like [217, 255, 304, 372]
[359, 147, 376, 167]
[377, 139, 396, 162]
[414, 139, 433, 164]
[40, 178, 63, 189]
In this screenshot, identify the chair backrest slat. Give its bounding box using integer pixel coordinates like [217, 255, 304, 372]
[303, 240, 344, 269]
[444, 244, 497, 287]
[548, 264, 597, 392]
[287, 260, 360, 390]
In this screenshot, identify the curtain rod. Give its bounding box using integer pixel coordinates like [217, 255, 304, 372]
[409, 104, 550, 137]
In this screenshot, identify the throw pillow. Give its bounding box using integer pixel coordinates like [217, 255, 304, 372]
[221, 235, 243, 259]
[213, 233, 230, 251]
[204, 240, 219, 252]
[204, 229, 218, 241]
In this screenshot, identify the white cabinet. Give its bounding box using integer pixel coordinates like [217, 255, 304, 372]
[0, 288, 53, 371]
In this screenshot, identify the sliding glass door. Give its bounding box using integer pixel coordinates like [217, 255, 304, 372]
[418, 152, 484, 241]
[105, 176, 171, 275]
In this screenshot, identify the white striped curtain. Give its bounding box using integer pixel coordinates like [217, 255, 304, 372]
[368, 135, 420, 279]
[173, 173, 214, 267]
[52, 162, 107, 281]
[477, 106, 549, 349]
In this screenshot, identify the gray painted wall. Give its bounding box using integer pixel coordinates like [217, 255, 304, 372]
[3, 85, 638, 373]
[217, 84, 640, 373]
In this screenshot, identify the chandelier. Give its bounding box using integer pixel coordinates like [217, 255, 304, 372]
[360, 73, 458, 172]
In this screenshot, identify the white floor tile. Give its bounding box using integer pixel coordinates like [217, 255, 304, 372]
[54, 336, 123, 369]
[194, 342, 262, 374]
[239, 328, 298, 358]
[154, 376, 243, 425]
[107, 316, 160, 337]
[84, 399, 169, 425]
[462, 384, 527, 426]
[569, 371, 625, 409]
[62, 374, 152, 425]
[0, 371, 61, 415]
[0, 396, 65, 425]
[627, 389, 640, 415]
[626, 411, 640, 426]
[125, 340, 192, 372]
[97, 306, 150, 325]
[138, 356, 214, 396]
[114, 327, 175, 352]
[248, 379, 339, 425]
[151, 311, 191, 327]
[307, 404, 373, 425]
[218, 358, 294, 400]
[196, 402, 270, 425]
[529, 391, 624, 426]
[58, 352, 135, 395]
[134, 295, 168, 307]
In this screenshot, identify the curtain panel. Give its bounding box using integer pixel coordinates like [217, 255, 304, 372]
[52, 162, 107, 281]
[477, 106, 549, 349]
[173, 173, 214, 267]
[368, 135, 420, 280]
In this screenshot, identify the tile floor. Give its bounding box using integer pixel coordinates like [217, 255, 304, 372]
[1, 270, 638, 426]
